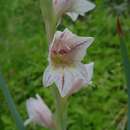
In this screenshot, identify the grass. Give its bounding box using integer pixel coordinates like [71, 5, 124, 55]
[0, 0, 129, 130]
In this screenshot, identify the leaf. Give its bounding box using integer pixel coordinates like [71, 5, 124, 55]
[0, 72, 26, 130]
[116, 17, 130, 130]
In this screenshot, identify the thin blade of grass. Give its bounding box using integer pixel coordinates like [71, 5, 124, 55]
[117, 17, 130, 130]
[0, 72, 26, 130]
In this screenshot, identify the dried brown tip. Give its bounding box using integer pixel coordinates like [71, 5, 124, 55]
[116, 17, 124, 37]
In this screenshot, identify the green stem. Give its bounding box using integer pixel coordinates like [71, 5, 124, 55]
[53, 87, 68, 130]
[39, 0, 57, 43]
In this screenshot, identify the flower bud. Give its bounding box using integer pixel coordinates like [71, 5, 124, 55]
[25, 94, 54, 128]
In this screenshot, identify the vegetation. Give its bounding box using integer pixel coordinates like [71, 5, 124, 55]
[0, 0, 129, 130]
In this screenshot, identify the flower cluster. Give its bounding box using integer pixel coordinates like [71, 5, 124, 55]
[25, 0, 95, 129]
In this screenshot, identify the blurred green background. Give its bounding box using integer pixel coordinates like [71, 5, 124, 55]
[0, 0, 129, 130]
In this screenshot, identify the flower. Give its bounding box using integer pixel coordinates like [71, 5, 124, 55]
[53, 0, 95, 21]
[25, 94, 54, 128]
[43, 28, 94, 97]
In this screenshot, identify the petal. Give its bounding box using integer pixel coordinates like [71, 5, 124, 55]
[54, 29, 73, 42]
[43, 66, 54, 87]
[61, 68, 75, 97]
[61, 29, 94, 61]
[66, 12, 79, 21]
[53, 0, 73, 17]
[84, 62, 94, 84]
[64, 63, 94, 96]
[26, 98, 36, 119]
[67, 79, 83, 96]
[72, 0, 96, 15]
[53, 68, 64, 95]
[58, 67, 85, 97]
[69, 36, 94, 62]
[76, 63, 94, 85]
[68, 0, 95, 21]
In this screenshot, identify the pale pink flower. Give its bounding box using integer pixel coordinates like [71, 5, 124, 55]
[25, 94, 54, 128]
[43, 28, 94, 97]
[53, 0, 96, 21]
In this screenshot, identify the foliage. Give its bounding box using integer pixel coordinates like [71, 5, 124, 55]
[0, 0, 129, 130]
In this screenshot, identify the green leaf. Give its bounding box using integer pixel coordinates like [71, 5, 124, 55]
[0, 72, 26, 130]
[117, 17, 130, 130]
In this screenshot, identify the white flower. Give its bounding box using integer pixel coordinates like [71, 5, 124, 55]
[43, 28, 94, 97]
[53, 0, 96, 21]
[25, 94, 54, 128]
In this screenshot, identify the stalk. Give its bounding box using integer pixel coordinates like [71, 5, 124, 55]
[53, 87, 68, 130]
[40, 1, 68, 130]
[40, 0, 57, 43]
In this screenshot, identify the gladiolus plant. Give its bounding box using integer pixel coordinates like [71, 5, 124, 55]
[25, 0, 96, 130]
